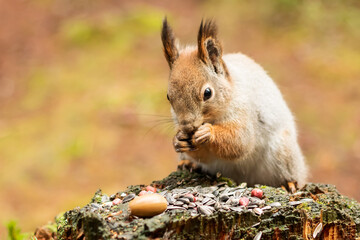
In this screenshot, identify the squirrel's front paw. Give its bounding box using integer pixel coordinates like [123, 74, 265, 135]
[194, 123, 213, 145]
[173, 131, 196, 152]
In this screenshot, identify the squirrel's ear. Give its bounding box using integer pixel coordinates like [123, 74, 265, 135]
[197, 19, 224, 74]
[161, 18, 179, 69]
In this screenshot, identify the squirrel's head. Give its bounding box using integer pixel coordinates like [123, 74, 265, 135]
[161, 18, 232, 136]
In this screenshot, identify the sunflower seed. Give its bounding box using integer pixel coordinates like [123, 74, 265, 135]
[179, 198, 190, 204]
[203, 193, 216, 199]
[205, 199, 217, 206]
[252, 222, 260, 228]
[300, 198, 314, 203]
[293, 191, 305, 196]
[226, 196, 234, 205]
[120, 193, 127, 197]
[270, 202, 281, 207]
[110, 194, 116, 201]
[217, 182, 227, 187]
[101, 195, 109, 203]
[222, 187, 231, 195]
[230, 206, 244, 212]
[272, 212, 281, 217]
[194, 186, 201, 192]
[289, 201, 302, 206]
[261, 206, 271, 211]
[234, 190, 243, 198]
[167, 206, 186, 210]
[166, 195, 176, 204]
[198, 205, 213, 216]
[158, 190, 168, 197]
[172, 194, 180, 199]
[196, 196, 204, 202]
[91, 203, 101, 209]
[174, 201, 184, 206]
[220, 194, 229, 202]
[103, 202, 113, 208]
[183, 194, 195, 202]
[189, 210, 198, 217]
[253, 231, 262, 240]
[188, 202, 196, 208]
[313, 222, 323, 238]
[250, 197, 265, 206]
[122, 193, 135, 203]
[247, 204, 258, 209]
[253, 208, 263, 215]
[239, 182, 247, 188]
[214, 202, 221, 210]
[202, 197, 212, 205]
[222, 205, 230, 210]
[209, 186, 218, 192]
[231, 198, 239, 206]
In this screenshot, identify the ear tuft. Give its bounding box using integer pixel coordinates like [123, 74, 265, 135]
[197, 19, 223, 74]
[161, 17, 179, 68]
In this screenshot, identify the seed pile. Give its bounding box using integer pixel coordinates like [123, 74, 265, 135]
[158, 182, 272, 217]
[92, 183, 315, 219]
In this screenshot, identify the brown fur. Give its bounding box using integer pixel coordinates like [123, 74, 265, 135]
[161, 17, 179, 68]
[208, 122, 255, 161]
[197, 19, 230, 78]
[184, 121, 255, 163]
[168, 49, 232, 132]
[165, 19, 237, 159]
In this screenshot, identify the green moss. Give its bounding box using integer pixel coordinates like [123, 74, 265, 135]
[297, 203, 311, 211]
[316, 200, 326, 205]
[91, 189, 103, 203]
[55, 212, 68, 238]
[126, 185, 143, 195]
[216, 177, 236, 187]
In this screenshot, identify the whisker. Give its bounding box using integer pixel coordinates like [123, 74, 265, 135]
[143, 121, 174, 137]
[135, 112, 176, 139]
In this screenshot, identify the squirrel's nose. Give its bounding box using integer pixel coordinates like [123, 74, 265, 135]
[181, 125, 195, 135]
[180, 121, 196, 135]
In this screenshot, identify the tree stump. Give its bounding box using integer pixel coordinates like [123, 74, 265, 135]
[47, 170, 360, 240]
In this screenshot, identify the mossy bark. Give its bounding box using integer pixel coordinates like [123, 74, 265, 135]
[52, 170, 360, 240]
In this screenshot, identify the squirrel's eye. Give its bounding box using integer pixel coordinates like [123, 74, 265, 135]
[167, 94, 170, 101]
[203, 88, 212, 101]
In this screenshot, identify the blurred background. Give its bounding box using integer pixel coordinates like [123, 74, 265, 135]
[1, 0, 359, 237]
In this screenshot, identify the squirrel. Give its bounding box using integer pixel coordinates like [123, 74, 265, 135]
[161, 18, 308, 188]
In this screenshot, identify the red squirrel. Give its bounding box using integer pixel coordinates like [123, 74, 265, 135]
[161, 18, 308, 188]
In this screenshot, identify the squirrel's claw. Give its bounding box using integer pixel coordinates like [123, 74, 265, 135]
[173, 133, 196, 153]
[194, 123, 212, 144]
[195, 132, 211, 144]
[177, 159, 201, 172]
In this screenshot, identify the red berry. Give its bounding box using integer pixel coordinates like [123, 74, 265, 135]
[239, 197, 249, 206]
[251, 188, 263, 199]
[145, 186, 157, 193]
[112, 198, 122, 205]
[139, 190, 148, 196]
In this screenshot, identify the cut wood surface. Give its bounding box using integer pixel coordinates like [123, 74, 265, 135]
[37, 170, 360, 240]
